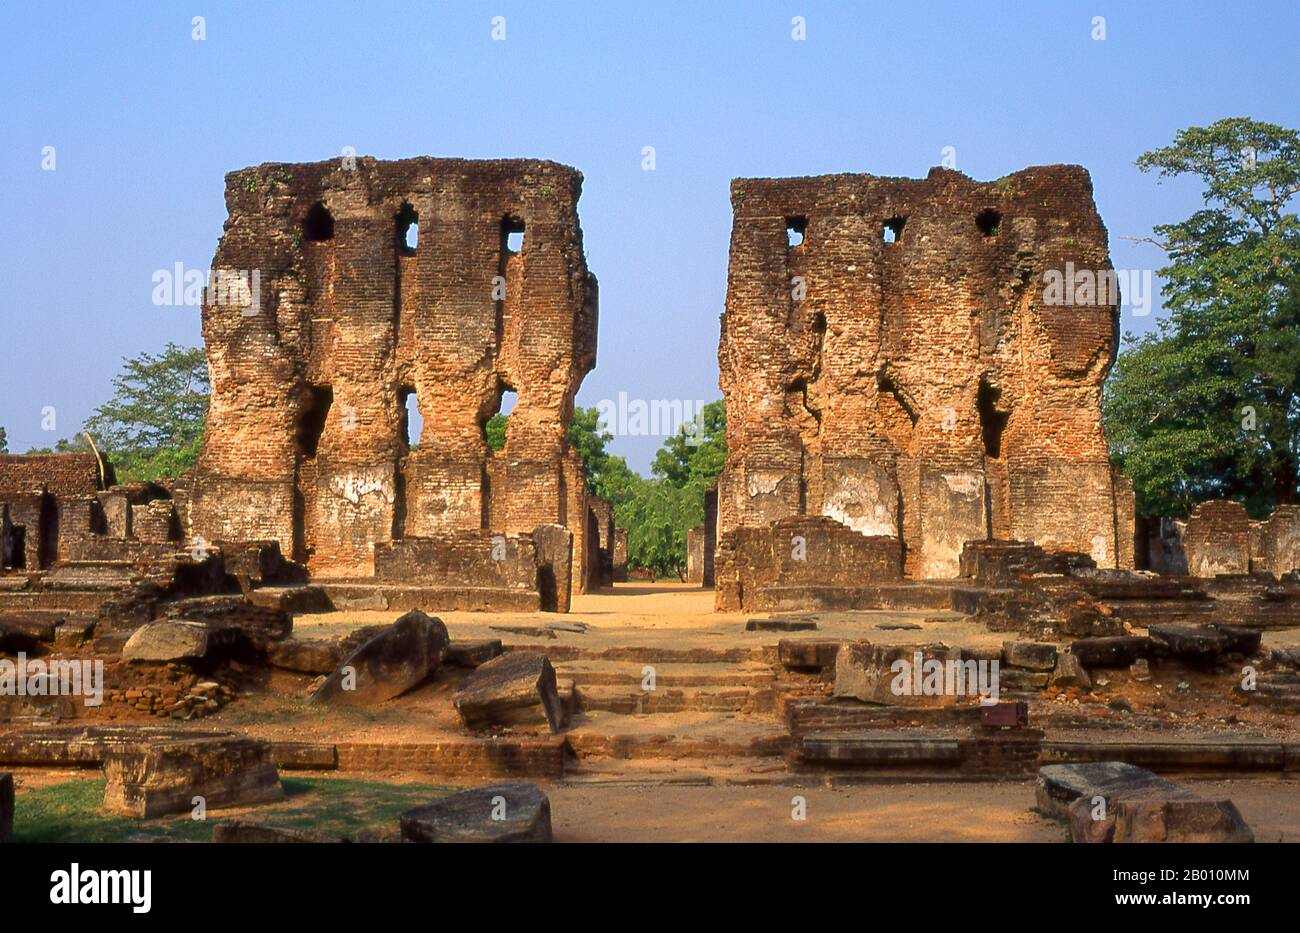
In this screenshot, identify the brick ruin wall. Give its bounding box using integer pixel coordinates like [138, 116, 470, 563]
[715, 166, 1136, 597]
[715, 516, 903, 611]
[181, 157, 599, 596]
[1156, 500, 1300, 578]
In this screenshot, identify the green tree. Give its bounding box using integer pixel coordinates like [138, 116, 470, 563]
[82, 343, 210, 482]
[0, 425, 7, 454]
[486, 401, 728, 579]
[25, 436, 89, 454]
[485, 412, 507, 452]
[650, 400, 727, 490]
[1104, 118, 1300, 518]
[612, 401, 727, 580]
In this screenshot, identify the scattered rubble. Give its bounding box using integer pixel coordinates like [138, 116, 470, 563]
[309, 610, 449, 705]
[400, 783, 552, 843]
[454, 651, 563, 732]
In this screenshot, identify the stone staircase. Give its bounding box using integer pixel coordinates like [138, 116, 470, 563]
[537, 646, 819, 784]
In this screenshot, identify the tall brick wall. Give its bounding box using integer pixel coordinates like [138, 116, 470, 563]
[186, 156, 598, 593]
[716, 165, 1134, 580]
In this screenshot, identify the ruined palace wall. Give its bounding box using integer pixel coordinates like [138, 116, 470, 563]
[717, 166, 1131, 579]
[0, 453, 103, 497]
[187, 157, 597, 591]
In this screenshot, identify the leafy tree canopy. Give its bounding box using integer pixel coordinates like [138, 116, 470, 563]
[1104, 118, 1300, 518]
[81, 343, 210, 483]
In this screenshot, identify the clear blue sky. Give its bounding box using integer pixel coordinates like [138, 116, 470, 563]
[1, 1, 1296, 471]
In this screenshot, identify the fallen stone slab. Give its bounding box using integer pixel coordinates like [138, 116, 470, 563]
[266, 636, 341, 674]
[446, 639, 503, 668]
[0, 620, 48, 654]
[833, 643, 973, 707]
[1209, 623, 1262, 656]
[1148, 623, 1232, 664]
[1114, 796, 1253, 843]
[746, 617, 818, 632]
[1068, 789, 1253, 843]
[0, 613, 58, 644]
[122, 621, 213, 662]
[1038, 761, 1254, 843]
[1049, 652, 1091, 689]
[309, 610, 449, 705]
[399, 783, 552, 843]
[0, 771, 12, 843]
[54, 618, 95, 647]
[162, 597, 292, 650]
[778, 639, 840, 671]
[453, 651, 563, 733]
[102, 733, 284, 819]
[1067, 636, 1154, 668]
[1002, 641, 1057, 671]
[1000, 669, 1049, 690]
[545, 622, 589, 634]
[1037, 761, 1186, 820]
[489, 625, 557, 639]
[247, 585, 331, 614]
[212, 820, 344, 843]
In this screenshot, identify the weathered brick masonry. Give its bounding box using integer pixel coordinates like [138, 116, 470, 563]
[183, 157, 599, 596]
[715, 166, 1135, 606]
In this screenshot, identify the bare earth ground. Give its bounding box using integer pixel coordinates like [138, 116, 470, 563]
[10, 769, 1298, 842]
[543, 779, 1300, 843]
[294, 582, 1004, 650]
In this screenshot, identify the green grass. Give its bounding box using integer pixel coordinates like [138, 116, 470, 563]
[12, 776, 457, 843]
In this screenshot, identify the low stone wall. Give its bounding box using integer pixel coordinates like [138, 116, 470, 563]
[715, 515, 903, 611]
[373, 527, 572, 612]
[1163, 500, 1300, 578]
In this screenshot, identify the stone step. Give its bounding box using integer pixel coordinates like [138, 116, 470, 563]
[0, 590, 116, 612]
[247, 585, 331, 613]
[799, 731, 964, 767]
[44, 562, 134, 589]
[574, 684, 779, 715]
[555, 658, 777, 687]
[564, 711, 789, 761]
[787, 699, 983, 736]
[561, 756, 794, 786]
[516, 644, 767, 665]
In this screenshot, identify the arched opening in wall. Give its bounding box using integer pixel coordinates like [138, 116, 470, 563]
[302, 202, 335, 242]
[296, 385, 333, 459]
[977, 378, 1009, 459]
[396, 203, 418, 255]
[976, 209, 1001, 237]
[502, 217, 525, 255]
[786, 217, 807, 249]
[882, 216, 907, 244]
[483, 387, 517, 454]
[399, 386, 422, 451]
